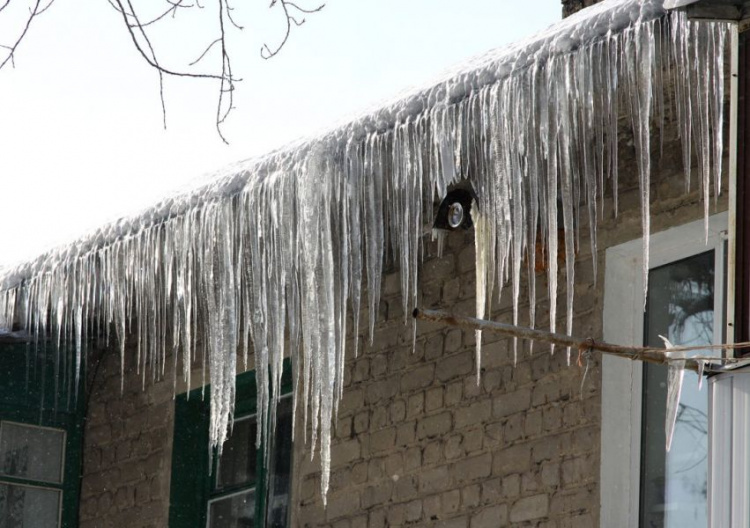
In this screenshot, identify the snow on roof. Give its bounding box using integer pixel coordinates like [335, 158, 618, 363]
[0, 0, 667, 290]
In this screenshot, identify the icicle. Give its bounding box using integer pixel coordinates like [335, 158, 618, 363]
[206, 202, 239, 456]
[364, 135, 384, 343]
[557, 58, 577, 364]
[660, 335, 684, 452]
[626, 17, 654, 307]
[474, 207, 491, 385]
[509, 76, 525, 366]
[432, 229, 447, 259]
[544, 56, 559, 356]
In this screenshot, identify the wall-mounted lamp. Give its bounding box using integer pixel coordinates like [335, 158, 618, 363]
[433, 187, 477, 232]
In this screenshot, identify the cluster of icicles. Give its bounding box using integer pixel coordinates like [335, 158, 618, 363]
[0, 2, 730, 501]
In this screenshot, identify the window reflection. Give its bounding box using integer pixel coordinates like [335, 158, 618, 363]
[266, 396, 293, 527]
[0, 423, 65, 484]
[0, 484, 61, 528]
[215, 416, 257, 491]
[207, 489, 255, 528]
[207, 394, 293, 527]
[640, 251, 714, 528]
[0, 422, 66, 527]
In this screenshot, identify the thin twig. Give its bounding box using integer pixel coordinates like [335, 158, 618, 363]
[224, 0, 243, 30]
[261, 0, 324, 59]
[0, 44, 14, 68]
[0, 0, 49, 71]
[136, 3, 183, 29]
[122, 0, 168, 128]
[285, 1, 324, 14]
[36, 0, 56, 16]
[106, 0, 192, 27]
[189, 38, 221, 67]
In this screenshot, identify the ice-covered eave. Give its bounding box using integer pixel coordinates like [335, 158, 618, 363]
[0, 0, 670, 292]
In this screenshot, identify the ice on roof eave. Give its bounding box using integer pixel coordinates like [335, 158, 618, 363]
[0, 0, 668, 290]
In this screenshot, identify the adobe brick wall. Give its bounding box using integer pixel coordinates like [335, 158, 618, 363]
[78, 347, 175, 528]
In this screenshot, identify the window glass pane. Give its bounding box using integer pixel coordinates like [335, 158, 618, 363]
[0, 423, 65, 484]
[641, 251, 713, 528]
[0, 483, 61, 527]
[207, 489, 255, 528]
[215, 416, 257, 491]
[266, 396, 293, 527]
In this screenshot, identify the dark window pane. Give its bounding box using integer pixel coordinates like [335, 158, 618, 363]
[207, 489, 255, 528]
[0, 483, 61, 527]
[640, 251, 713, 528]
[215, 416, 257, 491]
[266, 396, 293, 527]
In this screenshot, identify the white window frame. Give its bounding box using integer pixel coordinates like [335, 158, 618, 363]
[709, 365, 750, 527]
[600, 211, 727, 528]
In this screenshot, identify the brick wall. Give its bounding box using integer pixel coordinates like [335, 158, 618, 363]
[294, 230, 602, 527]
[77, 126, 727, 528]
[79, 348, 175, 528]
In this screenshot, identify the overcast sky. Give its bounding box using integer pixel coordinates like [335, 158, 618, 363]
[0, 0, 561, 267]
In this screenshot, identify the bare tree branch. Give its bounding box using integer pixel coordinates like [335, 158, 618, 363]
[413, 308, 750, 374]
[261, 0, 324, 60]
[110, 0, 226, 79]
[0, 0, 324, 141]
[0, 45, 15, 68]
[224, 0, 243, 31]
[35, 0, 55, 16]
[0, 0, 53, 71]
[285, 1, 325, 15]
[215, 0, 233, 143]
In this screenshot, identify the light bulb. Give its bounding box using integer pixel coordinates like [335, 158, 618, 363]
[447, 202, 464, 229]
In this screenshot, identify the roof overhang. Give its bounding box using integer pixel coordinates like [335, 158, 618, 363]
[666, 0, 750, 21]
[0, 331, 29, 344]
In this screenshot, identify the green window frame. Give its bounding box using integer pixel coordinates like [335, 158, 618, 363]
[0, 343, 84, 528]
[169, 361, 293, 528]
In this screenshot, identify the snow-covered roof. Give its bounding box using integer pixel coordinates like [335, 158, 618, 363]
[0, 0, 669, 290]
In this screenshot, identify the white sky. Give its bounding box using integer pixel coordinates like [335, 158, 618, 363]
[0, 0, 560, 268]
